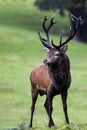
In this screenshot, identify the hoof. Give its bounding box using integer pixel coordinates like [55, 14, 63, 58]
[25, 125, 32, 130]
[28, 124, 32, 128]
[48, 122, 55, 127]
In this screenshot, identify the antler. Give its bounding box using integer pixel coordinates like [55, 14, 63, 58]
[38, 15, 57, 49]
[52, 14, 81, 49]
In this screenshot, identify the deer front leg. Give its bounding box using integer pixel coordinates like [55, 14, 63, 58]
[61, 90, 69, 124]
[44, 97, 54, 127]
[47, 86, 55, 127]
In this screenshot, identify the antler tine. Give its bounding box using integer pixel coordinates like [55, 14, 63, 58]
[51, 32, 62, 49]
[61, 14, 81, 47]
[61, 15, 81, 46]
[42, 16, 57, 46]
[42, 16, 48, 32]
[59, 32, 63, 46]
[47, 15, 57, 31]
[52, 14, 81, 49]
[38, 31, 51, 49]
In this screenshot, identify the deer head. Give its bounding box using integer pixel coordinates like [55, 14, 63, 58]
[38, 14, 81, 65]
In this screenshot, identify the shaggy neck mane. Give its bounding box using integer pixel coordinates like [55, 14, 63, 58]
[48, 55, 70, 85]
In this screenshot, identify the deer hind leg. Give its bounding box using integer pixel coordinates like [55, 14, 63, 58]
[29, 84, 38, 128]
[61, 90, 69, 124]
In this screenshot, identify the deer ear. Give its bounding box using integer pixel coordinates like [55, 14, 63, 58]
[43, 46, 50, 53]
[61, 45, 68, 54]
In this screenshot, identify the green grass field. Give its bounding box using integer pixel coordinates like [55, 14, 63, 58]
[0, 0, 87, 130]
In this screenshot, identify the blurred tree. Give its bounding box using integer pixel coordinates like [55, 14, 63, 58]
[34, 0, 87, 42]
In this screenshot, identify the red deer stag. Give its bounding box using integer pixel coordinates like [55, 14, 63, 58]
[29, 14, 81, 128]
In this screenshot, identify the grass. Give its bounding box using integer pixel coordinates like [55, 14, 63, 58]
[0, 0, 87, 130]
[0, 0, 69, 34]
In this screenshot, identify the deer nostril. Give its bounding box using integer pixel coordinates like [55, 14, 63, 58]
[43, 59, 48, 64]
